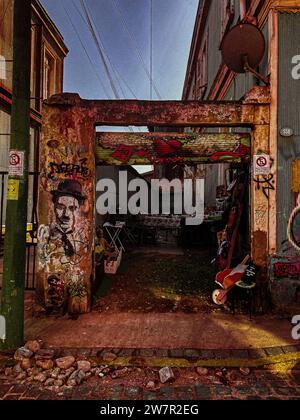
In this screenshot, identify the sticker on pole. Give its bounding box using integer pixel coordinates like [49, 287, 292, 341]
[7, 179, 19, 201]
[253, 154, 271, 176]
[9, 150, 24, 176]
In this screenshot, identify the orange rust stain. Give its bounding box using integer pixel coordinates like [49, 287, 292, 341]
[252, 230, 268, 267]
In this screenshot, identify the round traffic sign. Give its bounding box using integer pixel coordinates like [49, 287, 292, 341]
[256, 156, 267, 167]
[9, 153, 21, 166]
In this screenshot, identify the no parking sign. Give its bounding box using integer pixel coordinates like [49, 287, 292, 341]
[253, 154, 271, 176]
[9, 150, 24, 176]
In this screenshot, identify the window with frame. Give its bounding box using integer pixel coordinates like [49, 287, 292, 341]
[30, 25, 38, 110]
[0, 0, 13, 89]
[196, 33, 208, 100]
[220, 0, 235, 42]
[43, 50, 56, 100]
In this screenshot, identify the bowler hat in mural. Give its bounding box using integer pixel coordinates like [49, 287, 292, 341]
[51, 180, 86, 204]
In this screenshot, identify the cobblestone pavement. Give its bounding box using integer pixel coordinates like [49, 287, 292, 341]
[1, 368, 300, 400]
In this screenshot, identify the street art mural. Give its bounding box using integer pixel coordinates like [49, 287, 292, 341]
[287, 194, 300, 252]
[38, 180, 89, 267]
[35, 88, 271, 314]
[96, 132, 251, 166]
[38, 158, 92, 311]
[36, 102, 95, 313]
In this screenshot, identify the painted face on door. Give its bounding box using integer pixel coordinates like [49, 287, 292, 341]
[54, 195, 80, 234]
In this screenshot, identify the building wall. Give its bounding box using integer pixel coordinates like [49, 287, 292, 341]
[183, 0, 300, 311]
[270, 12, 300, 310]
[0, 0, 68, 227]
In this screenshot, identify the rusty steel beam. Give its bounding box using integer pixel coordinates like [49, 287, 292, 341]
[46, 93, 269, 127]
[96, 131, 251, 165]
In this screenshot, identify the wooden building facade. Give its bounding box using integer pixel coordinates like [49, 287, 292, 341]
[183, 0, 300, 311]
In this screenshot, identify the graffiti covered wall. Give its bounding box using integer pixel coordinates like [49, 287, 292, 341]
[36, 101, 95, 313]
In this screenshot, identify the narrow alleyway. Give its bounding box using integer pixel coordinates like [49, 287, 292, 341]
[93, 250, 216, 314]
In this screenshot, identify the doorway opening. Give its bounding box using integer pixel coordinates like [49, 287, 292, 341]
[93, 126, 251, 315]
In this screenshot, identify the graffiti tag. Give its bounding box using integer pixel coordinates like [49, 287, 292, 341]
[274, 262, 300, 278]
[254, 204, 267, 225]
[254, 174, 275, 199]
[48, 158, 89, 180]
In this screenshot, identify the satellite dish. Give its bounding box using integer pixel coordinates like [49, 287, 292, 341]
[221, 23, 269, 85]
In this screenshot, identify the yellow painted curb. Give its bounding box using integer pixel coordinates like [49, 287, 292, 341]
[103, 352, 300, 369]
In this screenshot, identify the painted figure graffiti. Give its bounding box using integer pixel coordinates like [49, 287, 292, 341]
[287, 194, 300, 252]
[38, 180, 89, 266]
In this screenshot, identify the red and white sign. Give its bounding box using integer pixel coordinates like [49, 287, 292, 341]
[9, 150, 24, 176]
[253, 154, 271, 176]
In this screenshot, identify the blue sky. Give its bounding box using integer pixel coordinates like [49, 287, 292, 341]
[40, 0, 198, 173]
[41, 0, 198, 100]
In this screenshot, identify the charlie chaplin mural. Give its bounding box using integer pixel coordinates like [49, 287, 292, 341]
[37, 179, 90, 310]
[51, 180, 88, 260]
[38, 180, 89, 267]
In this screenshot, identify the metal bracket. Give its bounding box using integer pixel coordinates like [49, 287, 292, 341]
[243, 55, 270, 86]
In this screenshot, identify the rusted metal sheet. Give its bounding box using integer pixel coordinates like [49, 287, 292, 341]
[96, 132, 251, 165]
[47, 93, 268, 127]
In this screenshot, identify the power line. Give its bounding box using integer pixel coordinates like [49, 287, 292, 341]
[111, 0, 162, 100]
[61, 2, 112, 99]
[72, 0, 137, 100]
[80, 0, 120, 99]
[150, 0, 153, 100]
[79, 0, 136, 132]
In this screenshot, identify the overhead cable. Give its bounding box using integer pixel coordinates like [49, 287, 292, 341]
[73, 0, 137, 99]
[111, 0, 162, 100]
[61, 2, 112, 99]
[80, 0, 120, 99]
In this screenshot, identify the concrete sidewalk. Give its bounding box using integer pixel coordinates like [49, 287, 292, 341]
[25, 312, 296, 350]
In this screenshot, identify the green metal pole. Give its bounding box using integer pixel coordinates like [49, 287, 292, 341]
[0, 0, 31, 350]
